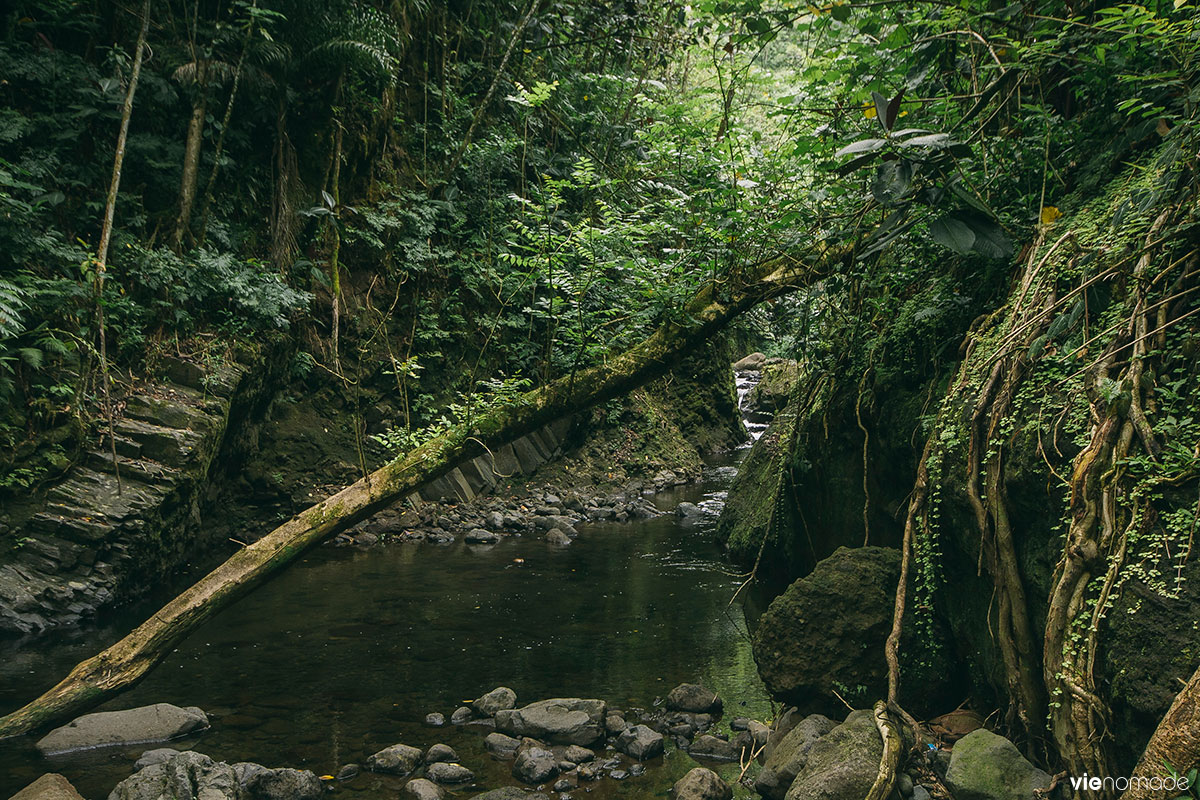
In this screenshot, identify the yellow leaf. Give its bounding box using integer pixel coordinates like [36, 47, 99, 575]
[864, 105, 877, 119]
[319, 776, 335, 781]
[1040, 205, 1062, 224]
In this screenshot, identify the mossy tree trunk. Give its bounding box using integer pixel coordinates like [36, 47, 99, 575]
[0, 251, 839, 739]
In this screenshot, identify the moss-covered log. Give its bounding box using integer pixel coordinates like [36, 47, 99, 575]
[0, 252, 837, 739]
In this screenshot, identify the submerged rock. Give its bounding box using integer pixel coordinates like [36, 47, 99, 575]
[616, 725, 664, 760]
[403, 778, 444, 800]
[670, 767, 733, 800]
[545, 529, 572, 546]
[367, 743, 423, 775]
[495, 698, 607, 745]
[666, 684, 722, 714]
[425, 762, 474, 785]
[513, 746, 559, 783]
[425, 712, 447, 727]
[484, 732, 521, 758]
[37, 703, 209, 755]
[687, 734, 740, 762]
[424, 744, 458, 764]
[473, 687, 518, 717]
[945, 729, 1051, 800]
[9, 774, 84, 800]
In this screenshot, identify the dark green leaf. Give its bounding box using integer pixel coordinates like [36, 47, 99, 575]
[929, 214, 976, 255]
[835, 138, 887, 157]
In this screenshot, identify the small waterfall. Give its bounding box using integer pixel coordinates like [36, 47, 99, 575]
[735, 369, 771, 442]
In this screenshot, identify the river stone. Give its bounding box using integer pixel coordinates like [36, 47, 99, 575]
[734, 352, 766, 371]
[9, 774, 84, 800]
[473, 686, 518, 717]
[37, 703, 209, 755]
[484, 732, 522, 758]
[426, 762, 474, 784]
[755, 714, 838, 799]
[451, 706, 473, 724]
[670, 767, 733, 800]
[545, 529, 571, 546]
[465, 528, 500, 544]
[616, 725, 664, 760]
[367, 743, 424, 775]
[404, 778, 444, 800]
[945, 729, 1051, 800]
[784, 709, 882, 800]
[605, 713, 628, 733]
[688, 734, 740, 762]
[471, 790, 551, 800]
[424, 743, 458, 764]
[495, 698, 607, 745]
[752, 547, 900, 715]
[513, 746, 559, 783]
[666, 684, 722, 714]
[134, 748, 182, 771]
[108, 750, 238, 800]
[425, 712, 446, 727]
[246, 767, 323, 800]
[564, 745, 594, 763]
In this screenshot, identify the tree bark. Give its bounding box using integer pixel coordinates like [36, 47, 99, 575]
[0, 250, 838, 740]
[173, 58, 209, 252]
[1121, 664, 1200, 800]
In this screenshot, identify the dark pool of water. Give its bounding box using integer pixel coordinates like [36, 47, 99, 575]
[0, 467, 774, 799]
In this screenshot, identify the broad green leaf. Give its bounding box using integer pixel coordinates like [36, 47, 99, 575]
[929, 214, 976, 255]
[835, 138, 887, 157]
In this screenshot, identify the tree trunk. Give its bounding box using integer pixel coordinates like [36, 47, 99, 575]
[1121, 664, 1200, 800]
[94, 0, 152, 497]
[0, 251, 839, 740]
[172, 58, 209, 252]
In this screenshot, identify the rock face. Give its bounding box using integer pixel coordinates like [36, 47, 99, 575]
[784, 710, 882, 800]
[752, 547, 900, 715]
[9, 774, 84, 800]
[755, 714, 838, 799]
[495, 698, 607, 745]
[616, 724, 665, 760]
[367, 743, 424, 775]
[472, 687, 517, 717]
[36, 704, 209, 755]
[0, 356, 278, 635]
[666, 684, 723, 714]
[670, 767, 733, 800]
[945, 729, 1052, 800]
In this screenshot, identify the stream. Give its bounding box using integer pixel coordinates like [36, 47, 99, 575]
[0, 452, 774, 799]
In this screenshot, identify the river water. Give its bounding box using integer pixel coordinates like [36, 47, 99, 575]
[0, 459, 774, 799]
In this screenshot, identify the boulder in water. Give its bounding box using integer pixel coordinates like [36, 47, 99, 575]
[472, 687, 517, 717]
[404, 778, 444, 800]
[425, 762, 474, 785]
[616, 724, 664, 760]
[666, 683, 722, 714]
[495, 698, 607, 745]
[367, 743, 423, 775]
[733, 353, 767, 371]
[36, 703, 209, 755]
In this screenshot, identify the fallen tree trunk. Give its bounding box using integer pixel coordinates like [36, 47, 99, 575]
[0, 251, 838, 739]
[1121, 664, 1200, 800]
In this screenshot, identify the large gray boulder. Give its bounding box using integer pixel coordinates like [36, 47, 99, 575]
[945, 729, 1052, 800]
[107, 750, 238, 800]
[367, 743, 424, 775]
[755, 714, 838, 799]
[472, 687, 518, 717]
[38, 704, 209, 754]
[671, 767, 733, 800]
[9, 774, 84, 800]
[495, 698, 607, 745]
[242, 768, 323, 800]
[784, 710, 882, 800]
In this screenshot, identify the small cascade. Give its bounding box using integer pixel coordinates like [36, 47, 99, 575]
[735, 369, 771, 441]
